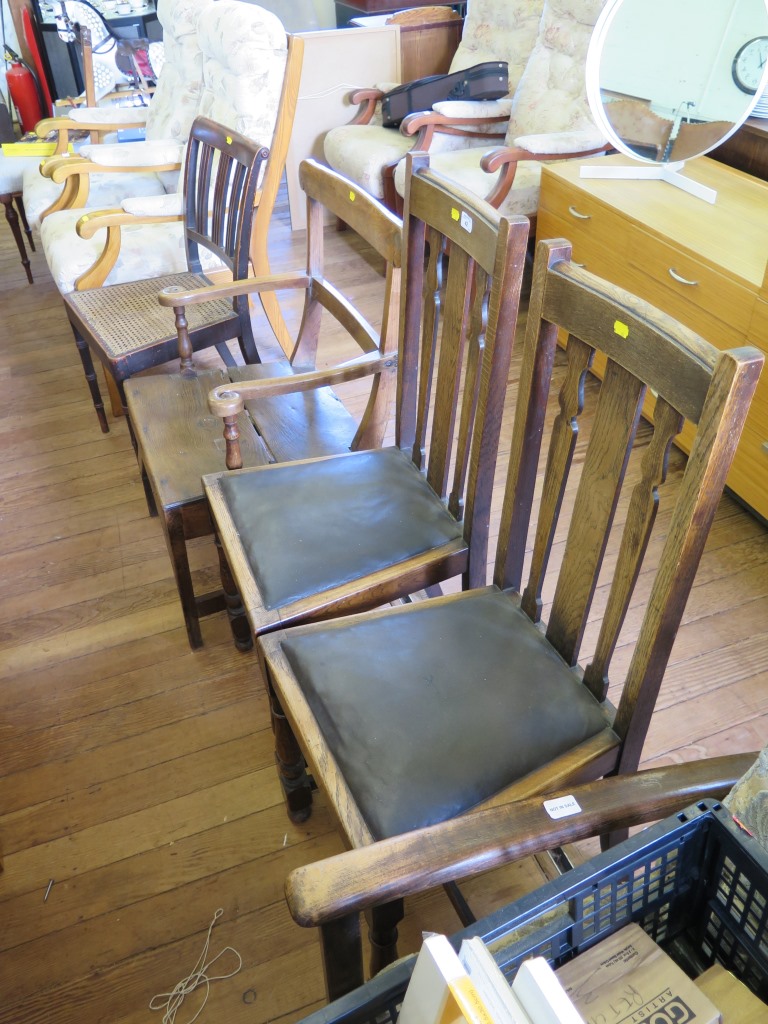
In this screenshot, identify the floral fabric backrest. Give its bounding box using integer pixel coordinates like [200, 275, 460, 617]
[195, 0, 287, 149]
[505, 0, 606, 142]
[145, 0, 208, 142]
[449, 0, 545, 96]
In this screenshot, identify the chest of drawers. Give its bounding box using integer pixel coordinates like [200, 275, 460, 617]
[537, 154, 768, 521]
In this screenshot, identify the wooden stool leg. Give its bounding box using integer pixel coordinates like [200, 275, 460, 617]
[2, 193, 33, 285]
[164, 507, 203, 649]
[366, 900, 405, 977]
[72, 327, 108, 432]
[214, 531, 253, 651]
[13, 193, 35, 251]
[104, 368, 124, 418]
[267, 677, 314, 823]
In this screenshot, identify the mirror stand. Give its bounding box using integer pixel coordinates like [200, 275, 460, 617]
[579, 161, 718, 204]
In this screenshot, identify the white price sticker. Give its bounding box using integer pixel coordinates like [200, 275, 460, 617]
[460, 211, 473, 233]
[543, 795, 582, 820]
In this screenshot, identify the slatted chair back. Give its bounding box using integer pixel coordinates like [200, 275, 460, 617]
[496, 237, 764, 775]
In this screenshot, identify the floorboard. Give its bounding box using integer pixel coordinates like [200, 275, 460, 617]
[0, 178, 766, 1024]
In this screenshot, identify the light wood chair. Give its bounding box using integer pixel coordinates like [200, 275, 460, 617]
[257, 237, 764, 999]
[125, 159, 403, 649]
[62, 116, 267, 433]
[200, 153, 529, 648]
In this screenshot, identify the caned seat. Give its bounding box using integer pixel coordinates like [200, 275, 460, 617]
[62, 117, 267, 433]
[257, 237, 763, 1000]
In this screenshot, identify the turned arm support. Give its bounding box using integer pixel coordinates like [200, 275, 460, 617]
[285, 754, 755, 927]
[348, 87, 387, 125]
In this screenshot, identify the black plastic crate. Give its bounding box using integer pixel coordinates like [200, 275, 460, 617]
[296, 799, 768, 1024]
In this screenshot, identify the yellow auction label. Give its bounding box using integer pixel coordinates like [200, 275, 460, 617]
[614, 320, 629, 339]
[451, 207, 460, 221]
[349, 190, 356, 201]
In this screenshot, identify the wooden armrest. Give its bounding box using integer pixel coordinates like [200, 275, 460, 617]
[48, 157, 181, 183]
[208, 353, 392, 418]
[157, 271, 310, 308]
[401, 110, 509, 137]
[77, 208, 182, 238]
[284, 754, 755, 927]
[36, 113, 146, 135]
[348, 87, 386, 126]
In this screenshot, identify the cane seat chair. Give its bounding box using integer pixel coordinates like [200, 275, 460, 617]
[62, 116, 267, 433]
[124, 158, 403, 649]
[201, 153, 530, 649]
[257, 238, 763, 998]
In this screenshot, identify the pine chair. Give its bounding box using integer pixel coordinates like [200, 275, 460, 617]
[62, 116, 267, 433]
[124, 159, 403, 650]
[257, 238, 763, 999]
[201, 153, 529, 648]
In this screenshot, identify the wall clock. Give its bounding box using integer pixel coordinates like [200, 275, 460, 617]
[732, 35, 768, 94]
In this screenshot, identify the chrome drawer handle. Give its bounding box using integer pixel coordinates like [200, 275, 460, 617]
[568, 205, 590, 220]
[668, 267, 698, 286]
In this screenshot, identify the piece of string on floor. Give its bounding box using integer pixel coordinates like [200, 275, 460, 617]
[149, 908, 243, 1024]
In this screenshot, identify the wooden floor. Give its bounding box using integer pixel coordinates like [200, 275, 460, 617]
[0, 188, 767, 1024]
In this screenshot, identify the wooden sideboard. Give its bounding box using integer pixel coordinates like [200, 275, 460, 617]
[537, 154, 768, 521]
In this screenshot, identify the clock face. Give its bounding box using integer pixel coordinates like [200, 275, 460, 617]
[732, 35, 768, 94]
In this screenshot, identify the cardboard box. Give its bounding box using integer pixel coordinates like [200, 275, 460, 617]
[556, 924, 721, 1024]
[695, 964, 768, 1023]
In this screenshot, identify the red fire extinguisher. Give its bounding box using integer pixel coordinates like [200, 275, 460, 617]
[4, 48, 45, 134]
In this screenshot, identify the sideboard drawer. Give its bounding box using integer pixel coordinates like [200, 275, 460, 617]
[622, 232, 756, 348]
[536, 208, 626, 274]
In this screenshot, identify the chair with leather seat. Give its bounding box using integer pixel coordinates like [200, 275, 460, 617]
[257, 237, 763, 999]
[199, 153, 530, 649]
[124, 158, 404, 649]
[62, 115, 267, 433]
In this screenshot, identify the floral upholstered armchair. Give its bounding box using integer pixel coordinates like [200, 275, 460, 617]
[391, 0, 609, 222]
[323, 0, 545, 208]
[22, 0, 209, 230]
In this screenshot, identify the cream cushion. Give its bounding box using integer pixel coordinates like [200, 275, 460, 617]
[393, 0, 608, 216]
[43, 1, 288, 293]
[23, 0, 209, 229]
[323, 0, 545, 199]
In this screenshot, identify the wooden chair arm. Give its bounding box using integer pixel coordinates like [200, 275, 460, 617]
[284, 754, 755, 927]
[48, 157, 181, 183]
[348, 88, 387, 125]
[76, 208, 183, 238]
[478, 143, 609, 208]
[400, 110, 509, 137]
[157, 271, 310, 308]
[207, 352, 393, 418]
[36, 113, 146, 135]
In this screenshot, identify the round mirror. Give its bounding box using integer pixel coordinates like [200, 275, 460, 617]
[586, 0, 768, 166]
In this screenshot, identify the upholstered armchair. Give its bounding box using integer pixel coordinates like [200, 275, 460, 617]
[391, 0, 609, 223]
[23, 0, 209, 230]
[323, 0, 545, 208]
[39, 0, 293, 294]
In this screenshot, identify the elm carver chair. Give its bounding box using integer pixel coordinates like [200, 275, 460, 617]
[257, 238, 763, 1000]
[62, 116, 267, 433]
[392, 0, 609, 223]
[323, 0, 545, 209]
[124, 158, 403, 649]
[201, 153, 529, 651]
[23, 0, 210, 230]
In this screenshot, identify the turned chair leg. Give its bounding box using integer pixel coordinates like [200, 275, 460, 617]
[72, 327, 108, 432]
[266, 674, 313, 823]
[214, 531, 253, 651]
[366, 899, 405, 978]
[14, 193, 34, 251]
[2, 192, 33, 284]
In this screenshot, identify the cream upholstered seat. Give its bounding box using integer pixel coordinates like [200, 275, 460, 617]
[40, 0, 290, 295]
[22, 0, 209, 231]
[323, 0, 545, 202]
[392, 0, 608, 219]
